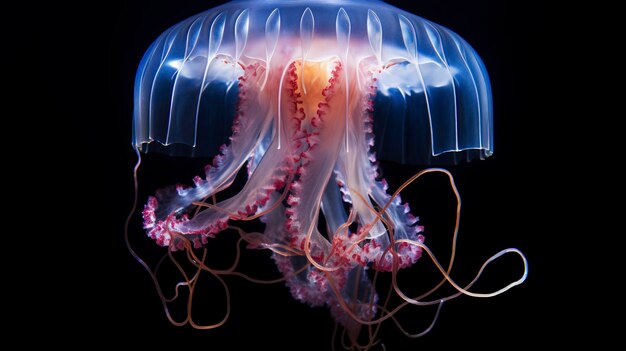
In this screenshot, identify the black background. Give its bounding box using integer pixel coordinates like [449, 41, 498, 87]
[32, 0, 564, 349]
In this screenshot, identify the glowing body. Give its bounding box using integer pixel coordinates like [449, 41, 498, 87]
[130, 0, 525, 345]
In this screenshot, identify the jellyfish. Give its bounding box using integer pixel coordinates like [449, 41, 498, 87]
[127, 0, 528, 348]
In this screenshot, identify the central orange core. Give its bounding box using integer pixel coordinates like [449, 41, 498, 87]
[294, 59, 335, 120]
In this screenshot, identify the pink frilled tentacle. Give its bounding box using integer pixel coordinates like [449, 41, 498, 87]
[330, 59, 425, 272]
[143, 58, 282, 249]
[272, 60, 352, 308]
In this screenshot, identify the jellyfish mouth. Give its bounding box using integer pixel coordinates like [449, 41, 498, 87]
[295, 58, 337, 108]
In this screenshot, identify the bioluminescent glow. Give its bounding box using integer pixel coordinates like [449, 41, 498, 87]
[126, 1, 527, 349]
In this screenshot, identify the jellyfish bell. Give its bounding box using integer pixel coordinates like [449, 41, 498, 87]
[128, 0, 526, 347]
[134, 0, 492, 159]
